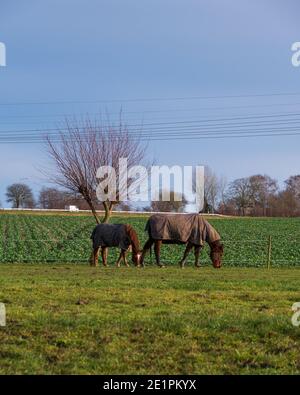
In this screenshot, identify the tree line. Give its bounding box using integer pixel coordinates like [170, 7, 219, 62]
[202, 171, 300, 217]
[3, 172, 300, 217]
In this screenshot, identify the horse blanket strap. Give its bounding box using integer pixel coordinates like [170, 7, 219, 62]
[91, 224, 131, 250]
[145, 214, 220, 246]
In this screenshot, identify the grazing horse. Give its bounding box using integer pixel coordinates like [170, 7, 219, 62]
[140, 214, 224, 268]
[90, 223, 141, 267]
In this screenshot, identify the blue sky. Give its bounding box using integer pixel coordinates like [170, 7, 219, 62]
[0, 0, 300, 206]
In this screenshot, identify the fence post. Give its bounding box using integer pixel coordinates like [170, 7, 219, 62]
[267, 235, 272, 269]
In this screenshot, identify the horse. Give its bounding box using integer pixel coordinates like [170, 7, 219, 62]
[140, 214, 224, 268]
[90, 223, 141, 267]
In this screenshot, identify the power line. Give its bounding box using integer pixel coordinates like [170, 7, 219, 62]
[2, 112, 300, 136]
[1, 91, 300, 106]
[2, 121, 300, 138]
[1, 101, 300, 119]
[0, 131, 300, 144]
[0, 124, 300, 143]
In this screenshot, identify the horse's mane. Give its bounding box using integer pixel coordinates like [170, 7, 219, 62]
[124, 224, 140, 253]
[209, 239, 224, 252]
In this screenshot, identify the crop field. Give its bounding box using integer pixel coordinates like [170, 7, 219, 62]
[0, 212, 300, 267]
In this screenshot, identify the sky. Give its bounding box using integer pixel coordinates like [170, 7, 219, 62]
[0, 0, 300, 207]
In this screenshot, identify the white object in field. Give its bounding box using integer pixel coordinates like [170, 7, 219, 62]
[65, 205, 79, 212]
[0, 303, 5, 326]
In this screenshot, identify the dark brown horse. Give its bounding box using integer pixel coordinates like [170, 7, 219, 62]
[90, 223, 141, 267]
[140, 214, 224, 268]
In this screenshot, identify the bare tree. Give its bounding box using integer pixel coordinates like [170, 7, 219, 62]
[204, 168, 219, 213]
[194, 166, 220, 213]
[39, 187, 91, 210]
[45, 116, 148, 223]
[39, 187, 68, 209]
[6, 183, 35, 208]
[249, 174, 278, 216]
[218, 175, 227, 214]
[285, 175, 300, 200]
[269, 190, 299, 217]
[227, 177, 252, 216]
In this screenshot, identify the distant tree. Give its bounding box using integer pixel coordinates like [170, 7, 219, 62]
[193, 166, 221, 213]
[269, 190, 299, 217]
[39, 187, 72, 209]
[285, 175, 300, 200]
[39, 187, 104, 210]
[151, 190, 187, 212]
[249, 174, 278, 216]
[203, 167, 219, 213]
[6, 183, 35, 208]
[217, 175, 227, 214]
[227, 177, 252, 216]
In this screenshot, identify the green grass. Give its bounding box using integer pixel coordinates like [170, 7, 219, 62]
[0, 212, 300, 266]
[0, 265, 300, 374]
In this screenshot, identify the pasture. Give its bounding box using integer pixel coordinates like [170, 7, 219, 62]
[0, 265, 299, 374]
[0, 212, 299, 374]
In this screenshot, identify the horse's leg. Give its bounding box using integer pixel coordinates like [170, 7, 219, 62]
[140, 238, 154, 267]
[179, 242, 193, 268]
[90, 247, 100, 267]
[101, 247, 108, 267]
[194, 245, 201, 267]
[116, 250, 123, 267]
[123, 250, 130, 267]
[154, 240, 164, 267]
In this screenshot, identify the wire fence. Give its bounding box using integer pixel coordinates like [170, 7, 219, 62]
[1, 236, 300, 267]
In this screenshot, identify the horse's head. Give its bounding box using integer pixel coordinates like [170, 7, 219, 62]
[210, 241, 224, 268]
[125, 224, 141, 266]
[132, 250, 142, 266]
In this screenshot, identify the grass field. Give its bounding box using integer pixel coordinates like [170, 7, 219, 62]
[0, 212, 300, 266]
[0, 265, 299, 374]
[0, 212, 299, 374]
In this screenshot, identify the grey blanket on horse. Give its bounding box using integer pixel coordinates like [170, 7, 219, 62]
[91, 224, 131, 250]
[145, 214, 220, 246]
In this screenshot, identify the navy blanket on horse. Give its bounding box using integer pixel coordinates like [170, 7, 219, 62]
[91, 224, 131, 250]
[145, 214, 220, 246]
